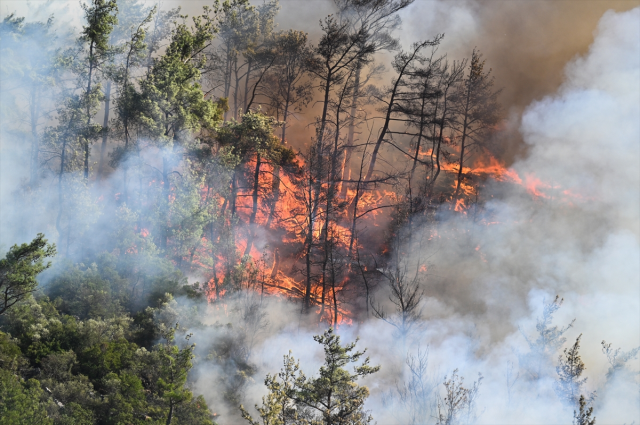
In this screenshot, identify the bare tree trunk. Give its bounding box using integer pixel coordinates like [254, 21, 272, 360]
[454, 83, 472, 197]
[84, 40, 96, 180]
[161, 154, 170, 250]
[243, 58, 252, 111]
[270, 248, 280, 279]
[281, 86, 291, 143]
[339, 62, 361, 198]
[29, 85, 41, 187]
[365, 44, 427, 181]
[233, 58, 240, 120]
[56, 138, 68, 238]
[97, 80, 112, 179]
[304, 171, 314, 310]
[166, 401, 174, 425]
[265, 163, 280, 230]
[244, 153, 261, 256]
[210, 217, 220, 300]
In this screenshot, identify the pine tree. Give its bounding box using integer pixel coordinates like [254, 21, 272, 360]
[556, 334, 589, 407]
[451, 49, 501, 198]
[78, 0, 119, 180]
[241, 328, 380, 425]
[0, 234, 56, 316]
[573, 394, 596, 425]
[139, 9, 221, 250]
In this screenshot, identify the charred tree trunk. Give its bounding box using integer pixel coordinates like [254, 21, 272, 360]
[365, 43, 428, 181]
[304, 168, 315, 311]
[265, 163, 280, 230]
[454, 81, 472, 197]
[161, 154, 170, 250]
[244, 153, 261, 256]
[339, 61, 361, 198]
[29, 84, 42, 187]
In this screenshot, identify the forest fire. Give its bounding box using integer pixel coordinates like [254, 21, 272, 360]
[184, 139, 573, 325]
[1, 0, 637, 424]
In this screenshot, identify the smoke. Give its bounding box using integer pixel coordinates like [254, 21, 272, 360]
[398, 0, 639, 163]
[0, 1, 638, 424]
[186, 5, 640, 424]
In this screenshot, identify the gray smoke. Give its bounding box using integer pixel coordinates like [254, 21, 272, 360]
[191, 6, 640, 424]
[1, 1, 638, 424]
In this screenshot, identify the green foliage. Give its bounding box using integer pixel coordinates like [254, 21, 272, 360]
[217, 111, 285, 164]
[81, 0, 119, 54]
[573, 394, 596, 425]
[242, 328, 379, 425]
[519, 295, 575, 381]
[140, 11, 220, 143]
[47, 261, 127, 320]
[556, 334, 589, 407]
[0, 369, 52, 425]
[152, 324, 202, 425]
[0, 332, 26, 372]
[435, 369, 483, 425]
[0, 291, 215, 424]
[0, 233, 56, 315]
[240, 352, 301, 425]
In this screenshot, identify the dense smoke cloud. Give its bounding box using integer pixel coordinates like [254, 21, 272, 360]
[189, 6, 640, 424]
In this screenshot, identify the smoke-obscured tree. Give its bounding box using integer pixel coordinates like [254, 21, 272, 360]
[145, 6, 182, 72]
[334, 0, 414, 197]
[153, 325, 207, 425]
[261, 30, 312, 229]
[364, 38, 439, 181]
[316, 66, 359, 321]
[371, 230, 425, 341]
[555, 334, 590, 407]
[297, 16, 371, 311]
[391, 47, 444, 189]
[396, 348, 438, 425]
[297, 328, 379, 424]
[0, 234, 56, 316]
[309, 15, 372, 156]
[241, 1, 280, 113]
[207, 0, 279, 120]
[424, 59, 466, 199]
[97, 0, 156, 181]
[107, 5, 158, 201]
[451, 49, 501, 198]
[262, 30, 313, 143]
[519, 295, 575, 381]
[573, 394, 596, 425]
[206, 0, 252, 118]
[600, 340, 640, 380]
[0, 14, 59, 188]
[436, 369, 483, 425]
[215, 111, 294, 260]
[240, 351, 303, 425]
[77, 0, 119, 180]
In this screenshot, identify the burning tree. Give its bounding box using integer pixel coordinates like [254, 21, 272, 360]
[451, 49, 501, 198]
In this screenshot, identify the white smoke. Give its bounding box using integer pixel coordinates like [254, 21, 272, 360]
[213, 6, 639, 425]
